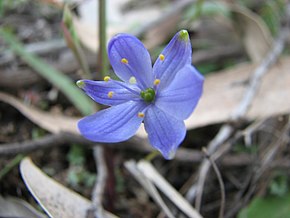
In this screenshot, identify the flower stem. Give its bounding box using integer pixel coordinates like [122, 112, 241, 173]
[99, 0, 108, 78]
[144, 150, 160, 162]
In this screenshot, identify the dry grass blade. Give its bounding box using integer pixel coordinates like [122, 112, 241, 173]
[137, 161, 203, 218]
[124, 160, 175, 218]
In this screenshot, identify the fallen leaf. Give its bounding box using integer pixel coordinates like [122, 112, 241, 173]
[20, 157, 118, 218]
[230, 4, 273, 62]
[0, 92, 79, 135]
[0, 195, 46, 218]
[184, 56, 290, 129]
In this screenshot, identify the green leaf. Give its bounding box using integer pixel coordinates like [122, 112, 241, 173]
[238, 193, 290, 218]
[0, 28, 95, 116]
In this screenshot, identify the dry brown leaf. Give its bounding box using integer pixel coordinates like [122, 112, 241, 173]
[230, 4, 273, 62]
[0, 92, 79, 134]
[184, 56, 290, 130]
[20, 157, 118, 218]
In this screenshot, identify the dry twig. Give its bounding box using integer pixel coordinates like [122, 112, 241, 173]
[89, 146, 108, 218]
[202, 148, 225, 218]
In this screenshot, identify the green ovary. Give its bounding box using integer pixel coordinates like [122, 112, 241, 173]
[140, 88, 155, 103]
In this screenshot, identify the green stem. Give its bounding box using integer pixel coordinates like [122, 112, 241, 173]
[99, 0, 108, 78]
[0, 154, 24, 181]
[144, 150, 160, 162]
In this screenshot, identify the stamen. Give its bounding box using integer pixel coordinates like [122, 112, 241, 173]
[154, 79, 160, 86]
[104, 76, 111, 82]
[159, 54, 165, 61]
[107, 91, 114, 98]
[121, 58, 128, 64]
[129, 76, 137, 84]
[138, 112, 145, 118]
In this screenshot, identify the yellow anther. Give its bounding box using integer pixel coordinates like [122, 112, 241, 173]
[107, 91, 114, 98]
[138, 112, 145, 118]
[159, 54, 165, 61]
[129, 76, 137, 84]
[104, 76, 111, 82]
[121, 58, 128, 64]
[154, 79, 160, 86]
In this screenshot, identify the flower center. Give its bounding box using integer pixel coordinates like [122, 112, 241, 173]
[140, 88, 155, 103]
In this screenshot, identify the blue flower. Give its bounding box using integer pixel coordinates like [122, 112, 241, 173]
[77, 30, 204, 159]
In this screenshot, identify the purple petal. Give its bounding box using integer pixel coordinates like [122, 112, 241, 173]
[78, 101, 146, 142]
[144, 106, 186, 159]
[77, 79, 140, 106]
[108, 34, 153, 89]
[153, 30, 192, 89]
[155, 65, 204, 120]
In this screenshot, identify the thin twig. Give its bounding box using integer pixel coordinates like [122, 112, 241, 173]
[1, 132, 289, 168]
[192, 125, 233, 211]
[91, 146, 108, 218]
[202, 148, 225, 218]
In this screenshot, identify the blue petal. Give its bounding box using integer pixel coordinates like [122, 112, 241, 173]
[155, 65, 204, 120]
[78, 101, 146, 142]
[144, 106, 186, 159]
[153, 30, 192, 89]
[108, 34, 153, 89]
[77, 79, 140, 106]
